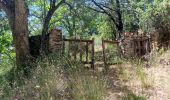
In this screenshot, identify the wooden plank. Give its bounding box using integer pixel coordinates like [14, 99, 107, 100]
[80, 42, 83, 62]
[148, 38, 151, 52]
[138, 41, 141, 56]
[68, 42, 70, 57]
[103, 40, 119, 44]
[83, 61, 93, 64]
[62, 36, 65, 55]
[74, 42, 77, 60]
[63, 38, 95, 69]
[91, 38, 95, 69]
[64, 38, 93, 43]
[102, 40, 108, 71]
[86, 42, 89, 62]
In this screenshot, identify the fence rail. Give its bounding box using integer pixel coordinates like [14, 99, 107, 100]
[63, 38, 95, 69]
[102, 39, 119, 71]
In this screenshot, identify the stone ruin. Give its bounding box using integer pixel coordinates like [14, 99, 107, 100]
[48, 29, 63, 53]
[121, 30, 151, 58]
[29, 28, 156, 59]
[29, 29, 63, 57]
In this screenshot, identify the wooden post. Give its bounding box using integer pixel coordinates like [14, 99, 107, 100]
[62, 36, 65, 55]
[148, 38, 151, 52]
[86, 42, 89, 62]
[80, 42, 83, 62]
[138, 39, 141, 57]
[116, 41, 120, 58]
[134, 40, 137, 56]
[68, 41, 71, 57]
[102, 39, 107, 71]
[144, 39, 147, 54]
[74, 41, 77, 60]
[91, 38, 95, 69]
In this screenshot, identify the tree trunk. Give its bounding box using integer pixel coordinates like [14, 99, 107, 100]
[13, 0, 30, 66]
[41, 11, 53, 53]
[115, 0, 123, 39]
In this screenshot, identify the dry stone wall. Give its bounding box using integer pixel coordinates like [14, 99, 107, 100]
[49, 29, 63, 53]
[122, 32, 151, 57]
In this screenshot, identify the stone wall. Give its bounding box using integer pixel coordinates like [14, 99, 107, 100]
[123, 35, 134, 57]
[122, 32, 151, 57]
[29, 29, 63, 57]
[49, 29, 63, 53]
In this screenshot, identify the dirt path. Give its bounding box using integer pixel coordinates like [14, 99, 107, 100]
[94, 45, 170, 100]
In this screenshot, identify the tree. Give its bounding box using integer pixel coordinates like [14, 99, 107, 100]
[133, 0, 170, 48]
[0, 0, 30, 66]
[40, 0, 65, 52]
[50, 0, 99, 38]
[88, 0, 123, 39]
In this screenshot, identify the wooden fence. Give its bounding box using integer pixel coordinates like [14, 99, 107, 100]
[102, 36, 151, 69]
[102, 39, 119, 70]
[63, 38, 95, 69]
[132, 37, 151, 57]
[61, 36, 151, 70]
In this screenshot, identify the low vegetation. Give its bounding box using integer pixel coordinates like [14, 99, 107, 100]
[0, 53, 108, 100]
[0, 49, 170, 100]
[0, 0, 170, 100]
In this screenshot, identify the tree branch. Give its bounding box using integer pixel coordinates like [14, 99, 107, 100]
[54, 0, 65, 10]
[91, 0, 118, 26]
[0, 0, 14, 30]
[98, 3, 116, 12]
[40, 0, 65, 52]
[86, 6, 105, 13]
[0, 1, 10, 13]
[64, 1, 73, 10]
[0, 0, 14, 13]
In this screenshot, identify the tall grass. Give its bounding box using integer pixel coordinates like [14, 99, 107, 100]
[67, 66, 107, 100]
[0, 53, 107, 100]
[130, 58, 152, 89]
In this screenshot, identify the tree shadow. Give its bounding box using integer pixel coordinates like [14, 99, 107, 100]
[105, 65, 146, 100]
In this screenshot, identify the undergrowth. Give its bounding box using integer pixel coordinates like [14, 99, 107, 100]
[0, 53, 107, 100]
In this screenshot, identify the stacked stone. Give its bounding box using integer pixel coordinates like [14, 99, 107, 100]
[49, 29, 63, 53]
[150, 32, 158, 51]
[123, 34, 135, 57]
[122, 31, 151, 58]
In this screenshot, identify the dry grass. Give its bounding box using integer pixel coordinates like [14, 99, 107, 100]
[1, 46, 170, 100]
[105, 50, 170, 100]
[0, 54, 108, 100]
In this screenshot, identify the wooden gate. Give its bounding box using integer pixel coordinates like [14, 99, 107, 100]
[102, 39, 119, 70]
[63, 38, 95, 69]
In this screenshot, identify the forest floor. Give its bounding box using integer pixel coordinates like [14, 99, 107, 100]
[0, 43, 170, 100]
[94, 45, 170, 100]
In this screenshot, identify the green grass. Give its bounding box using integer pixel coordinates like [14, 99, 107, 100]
[0, 63, 13, 76]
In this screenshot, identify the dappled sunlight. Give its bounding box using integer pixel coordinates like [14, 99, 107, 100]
[0, 0, 170, 99]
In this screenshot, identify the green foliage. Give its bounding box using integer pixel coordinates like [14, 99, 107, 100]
[0, 11, 11, 52]
[97, 15, 114, 39]
[0, 11, 14, 63]
[121, 0, 140, 32]
[0, 33, 12, 53]
[130, 0, 170, 33]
